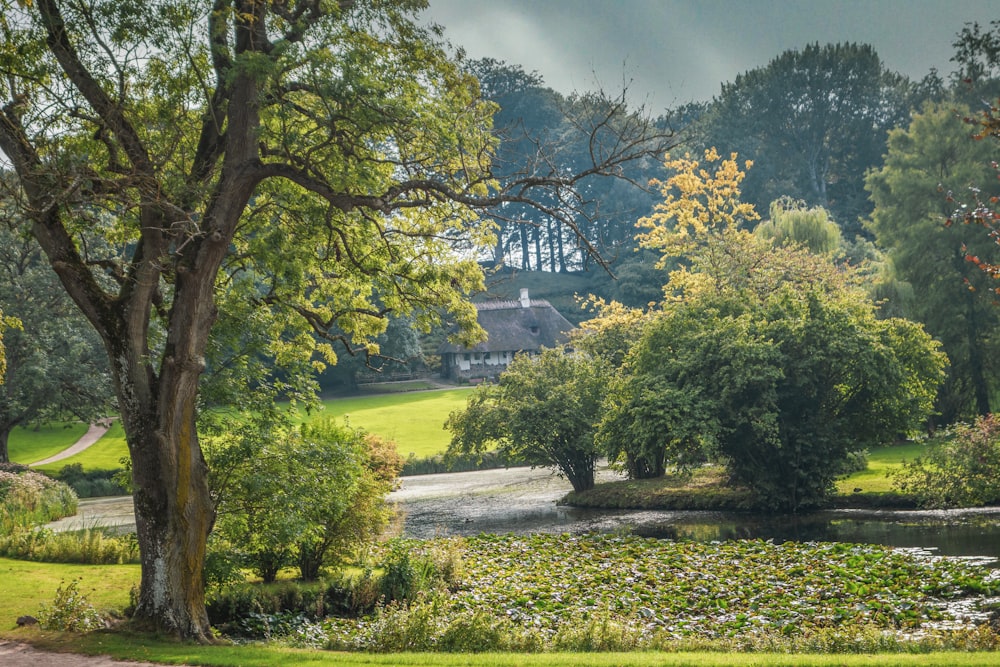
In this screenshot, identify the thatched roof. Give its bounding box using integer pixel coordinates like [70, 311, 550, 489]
[438, 297, 574, 354]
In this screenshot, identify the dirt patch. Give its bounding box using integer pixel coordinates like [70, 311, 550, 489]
[0, 641, 182, 667]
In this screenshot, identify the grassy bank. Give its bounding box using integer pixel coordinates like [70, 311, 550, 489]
[3, 538, 998, 666]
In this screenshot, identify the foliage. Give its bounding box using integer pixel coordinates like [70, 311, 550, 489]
[636, 148, 759, 271]
[574, 297, 650, 368]
[37, 578, 106, 632]
[0, 0, 671, 636]
[866, 103, 1000, 421]
[755, 198, 844, 256]
[54, 463, 129, 498]
[207, 418, 398, 583]
[0, 526, 138, 565]
[446, 349, 608, 492]
[621, 285, 943, 510]
[401, 450, 509, 476]
[466, 59, 669, 273]
[324, 533, 998, 652]
[0, 463, 77, 533]
[695, 42, 923, 234]
[0, 220, 113, 463]
[606, 150, 946, 508]
[894, 415, 1000, 508]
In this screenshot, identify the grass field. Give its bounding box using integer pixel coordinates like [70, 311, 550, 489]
[835, 442, 926, 494]
[23, 388, 475, 472]
[311, 388, 473, 458]
[7, 422, 90, 466]
[31, 422, 129, 474]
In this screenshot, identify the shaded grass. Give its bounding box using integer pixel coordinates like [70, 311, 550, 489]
[8, 422, 89, 465]
[563, 467, 759, 511]
[32, 422, 129, 475]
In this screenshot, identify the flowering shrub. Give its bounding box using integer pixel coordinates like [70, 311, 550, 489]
[0, 465, 77, 534]
[894, 415, 1000, 508]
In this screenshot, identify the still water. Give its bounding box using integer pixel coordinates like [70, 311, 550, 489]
[393, 467, 1000, 564]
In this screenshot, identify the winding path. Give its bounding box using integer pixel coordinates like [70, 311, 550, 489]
[28, 422, 111, 467]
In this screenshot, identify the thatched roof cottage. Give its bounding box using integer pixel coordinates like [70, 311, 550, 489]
[438, 289, 574, 381]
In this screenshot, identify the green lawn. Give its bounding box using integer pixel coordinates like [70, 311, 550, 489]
[8, 422, 90, 465]
[23, 388, 475, 473]
[312, 388, 474, 458]
[0, 557, 137, 620]
[32, 422, 129, 474]
[835, 442, 926, 494]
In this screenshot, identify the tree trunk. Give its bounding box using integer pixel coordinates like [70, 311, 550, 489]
[965, 294, 992, 416]
[519, 224, 531, 270]
[117, 338, 216, 641]
[0, 427, 9, 463]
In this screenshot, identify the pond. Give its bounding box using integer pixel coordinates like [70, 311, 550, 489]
[391, 466, 1000, 564]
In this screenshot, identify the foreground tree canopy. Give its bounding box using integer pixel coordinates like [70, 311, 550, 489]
[0, 0, 671, 639]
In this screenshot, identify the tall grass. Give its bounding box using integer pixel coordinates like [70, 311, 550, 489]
[0, 527, 139, 564]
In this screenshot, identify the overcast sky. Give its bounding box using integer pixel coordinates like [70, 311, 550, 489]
[421, 0, 999, 112]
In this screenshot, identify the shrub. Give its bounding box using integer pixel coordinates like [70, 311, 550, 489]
[894, 415, 1000, 508]
[379, 539, 464, 603]
[0, 464, 77, 534]
[37, 579, 106, 632]
[54, 464, 129, 498]
[207, 419, 400, 583]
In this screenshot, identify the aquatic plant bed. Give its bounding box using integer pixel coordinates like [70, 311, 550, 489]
[327, 534, 1000, 651]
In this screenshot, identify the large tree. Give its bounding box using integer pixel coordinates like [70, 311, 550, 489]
[698, 43, 918, 235]
[866, 103, 1000, 421]
[0, 0, 670, 638]
[0, 219, 112, 462]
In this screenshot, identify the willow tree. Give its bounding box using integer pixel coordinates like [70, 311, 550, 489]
[0, 0, 671, 639]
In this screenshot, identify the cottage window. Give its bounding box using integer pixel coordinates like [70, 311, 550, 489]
[463, 353, 470, 361]
[485, 352, 491, 360]
[474, 353, 481, 361]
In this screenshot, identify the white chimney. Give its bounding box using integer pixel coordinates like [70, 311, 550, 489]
[519, 288, 530, 308]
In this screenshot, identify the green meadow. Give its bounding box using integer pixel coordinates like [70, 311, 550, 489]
[310, 388, 474, 458]
[7, 422, 90, 466]
[12, 388, 474, 472]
